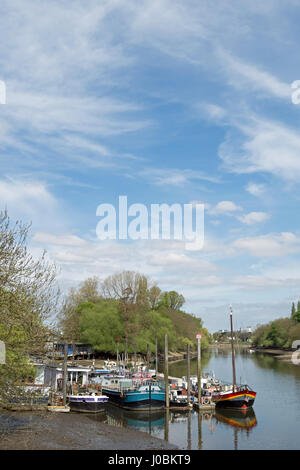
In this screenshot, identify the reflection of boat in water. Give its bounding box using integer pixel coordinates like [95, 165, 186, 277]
[215, 407, 257, 429]
[105, 404, 165, 435]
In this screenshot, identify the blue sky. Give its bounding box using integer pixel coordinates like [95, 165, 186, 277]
[1, 0, 300, 331]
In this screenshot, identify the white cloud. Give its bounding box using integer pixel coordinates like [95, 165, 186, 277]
[245, 182, 266, 197]
[0, 177, 65, 233]
[139, 168, 219, 187]
[210, 200, 243, 215]
[33, 232, 86, 247]
[218, 49, 291, 100]
[219, 117, 300, 181]
[238, 211, 270, 225]
[232, 232, 300, 257]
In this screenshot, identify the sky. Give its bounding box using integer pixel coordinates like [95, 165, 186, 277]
[1, 0, 300, 331]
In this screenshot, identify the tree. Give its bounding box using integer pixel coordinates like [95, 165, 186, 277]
[0, 211, 59, 402]
[291, 300, 300, 323]
[148, 285, 161, 310]
[159, 291, 185, 310]
[59, 276, 100, 342]
[79, 299, 124, 353]
[102, 271, 149, 306]
[291, 302, 296, 319]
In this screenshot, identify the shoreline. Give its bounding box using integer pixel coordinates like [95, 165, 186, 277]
[0, 409, 177, 450]
[252, 347, 296, 364]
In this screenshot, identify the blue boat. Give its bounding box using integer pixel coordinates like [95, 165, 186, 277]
[101, 377, 165, 411]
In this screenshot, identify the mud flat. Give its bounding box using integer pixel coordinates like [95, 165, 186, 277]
[0, 410, 177, 450]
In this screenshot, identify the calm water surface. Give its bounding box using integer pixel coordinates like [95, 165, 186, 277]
[101, 347, 300, 450]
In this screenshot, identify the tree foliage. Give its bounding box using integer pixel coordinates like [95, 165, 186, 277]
[58, 276, 100, 342]
[59, 270, 210, 355]
[65, 271, 211, 355]
[0, 211, 59, 401]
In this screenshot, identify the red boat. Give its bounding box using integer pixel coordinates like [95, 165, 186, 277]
[212, 307, 257, 409]
[212, 385, 256, 409]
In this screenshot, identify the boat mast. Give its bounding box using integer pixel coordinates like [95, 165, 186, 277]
[230, 306, 237, 392]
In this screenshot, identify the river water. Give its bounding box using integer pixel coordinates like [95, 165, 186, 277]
[1, 347, 300, 449]
[102, 346, 300, 450]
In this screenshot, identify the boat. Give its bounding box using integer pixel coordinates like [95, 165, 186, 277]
[212, 307, 257, 409]
[212, 384, 256, 409]
[169, 387, 193, 409]
[68, 392, 109, 413]
[101, 376, 165, 410]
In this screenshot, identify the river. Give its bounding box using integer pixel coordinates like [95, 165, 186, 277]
[102, 346, 300, 450]
[1, 346, 300, 449]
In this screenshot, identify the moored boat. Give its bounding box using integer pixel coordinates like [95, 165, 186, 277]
[212, 307, 256, 409]
[212, 385, 256, 409]
[68, 393, 109, 413]
[169, 387, 192, 409]
[101, 377, 165, 410]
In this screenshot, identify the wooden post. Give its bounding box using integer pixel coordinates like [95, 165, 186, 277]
[164, 334, 169, 408]
[147, 343, 150, 369]
[230, 306, 237, 392]
[187, 410, 191, 450]
[197, 336, 201, 407]
[63, 342, 68, 406]
[155, 337, 158, 375]
[117, 341, 119, 367]
[198, 409, 202, 450]
[187, 343, 191, 405]
[164, 407, 169, 442]
[134, 343, 136, 369]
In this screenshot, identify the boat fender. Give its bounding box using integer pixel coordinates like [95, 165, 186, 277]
[201, 397, 211, 405]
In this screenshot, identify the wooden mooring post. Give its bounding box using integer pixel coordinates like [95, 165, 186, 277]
[164, 334, 169, 409]
[197, 335, 202, 406]
[187, 343, 191, 405]
[63, 342, 68, 406]
[134, 343, 136, 369]
[155, 337, 158, 375]
[147, 343, 150, 369]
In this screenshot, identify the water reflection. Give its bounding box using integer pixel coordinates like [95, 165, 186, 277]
[95, 403, 257, 450]
[215, 407, 257, 430]
[104, 404, 165, 437]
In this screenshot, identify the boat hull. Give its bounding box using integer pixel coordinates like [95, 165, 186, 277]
[68, 396, 108, 413]
[213, 390, 256, 409]
[102, 388, 165, 411]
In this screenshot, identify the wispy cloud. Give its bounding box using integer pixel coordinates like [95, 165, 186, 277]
[238, 211, 270, 225]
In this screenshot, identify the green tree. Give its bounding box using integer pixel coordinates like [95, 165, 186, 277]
[0, 211, 59, 402]
[294, 301, 300, 323]
[291, 302, 296, 319]
[59, 276, 101, 342]
[159, 291, 185, 310]
[79, 299, 124, 353]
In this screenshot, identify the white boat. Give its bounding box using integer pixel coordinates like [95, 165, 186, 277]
[68, 393, 109, 413]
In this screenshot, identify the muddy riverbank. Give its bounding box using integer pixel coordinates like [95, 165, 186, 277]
[0, 409, 177, 450]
